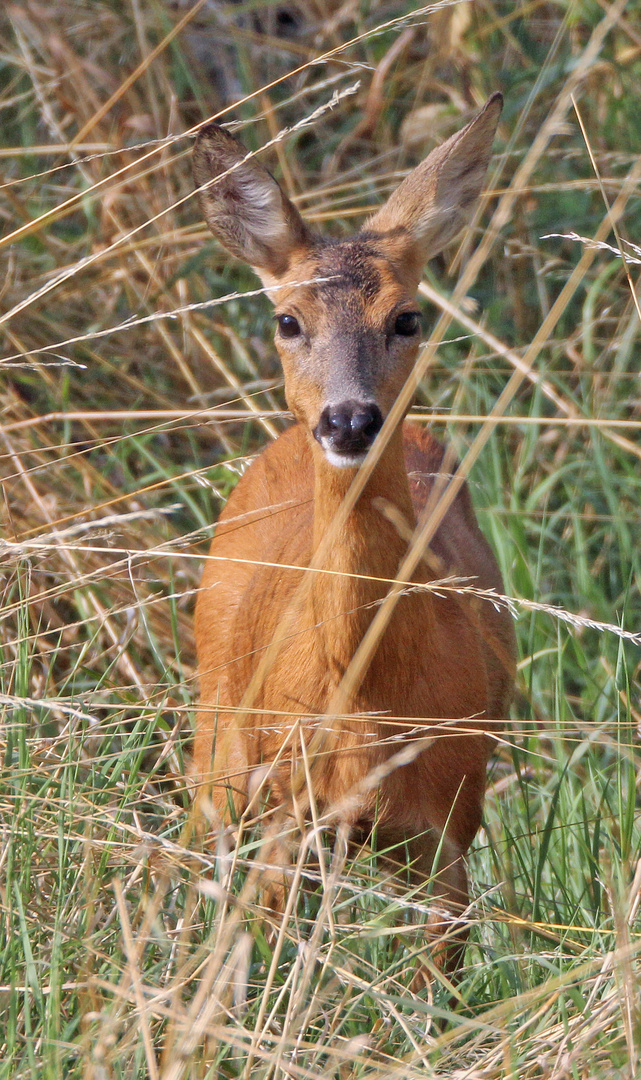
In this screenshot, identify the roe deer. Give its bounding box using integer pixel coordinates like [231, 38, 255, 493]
[192, 93, 515, 970]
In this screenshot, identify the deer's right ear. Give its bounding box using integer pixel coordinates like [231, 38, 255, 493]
[366, 93, 503, 286]
[193, 124, 312, 282]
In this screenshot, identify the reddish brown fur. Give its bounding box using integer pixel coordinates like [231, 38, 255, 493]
[191, 94, 515, 967]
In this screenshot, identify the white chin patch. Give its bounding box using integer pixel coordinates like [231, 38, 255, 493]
[321, 443, 367, 469]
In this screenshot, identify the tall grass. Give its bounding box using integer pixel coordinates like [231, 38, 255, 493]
[1, 0, 640, 1076]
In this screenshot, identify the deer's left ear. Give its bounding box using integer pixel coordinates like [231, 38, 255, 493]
[193, 123, 313, 283]
[365, 93, 503, 284]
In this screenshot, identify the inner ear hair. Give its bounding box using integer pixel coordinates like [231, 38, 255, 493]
[364, 94, 503, 274]
[193, 123, 312, 278]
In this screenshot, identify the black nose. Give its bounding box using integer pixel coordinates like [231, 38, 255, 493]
[315, 401, 383, 455]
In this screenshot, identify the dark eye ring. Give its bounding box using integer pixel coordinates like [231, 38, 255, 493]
[394, 311, 420, 336]
[276, 313, 301, 338]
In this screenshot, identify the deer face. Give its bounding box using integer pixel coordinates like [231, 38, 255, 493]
[269, 237, 422, 466]
[193, 94, 502, 467]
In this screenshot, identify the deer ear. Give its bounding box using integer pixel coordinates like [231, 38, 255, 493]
[193, 124, 312, 282]
[366, 93, 503, 282]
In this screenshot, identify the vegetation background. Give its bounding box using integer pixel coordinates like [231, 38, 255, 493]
[1, 0, 640, 1076]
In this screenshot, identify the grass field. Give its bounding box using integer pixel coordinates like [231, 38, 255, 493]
[1, 0, 641, 1076]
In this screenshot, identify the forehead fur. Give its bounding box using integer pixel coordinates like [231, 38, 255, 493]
[273, 234, 412, 317]
[314, 236, 385, 300]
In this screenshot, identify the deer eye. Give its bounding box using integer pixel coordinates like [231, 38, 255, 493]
[394, 311, 420, 336]
[276, 314, 301, 338]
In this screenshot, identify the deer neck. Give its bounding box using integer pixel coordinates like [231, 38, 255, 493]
[307, 425, 418, 658]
